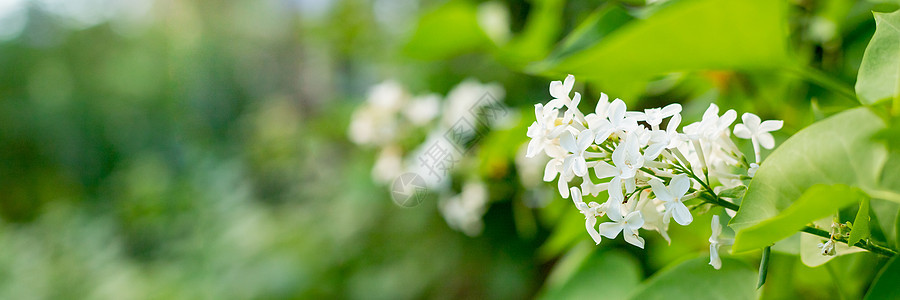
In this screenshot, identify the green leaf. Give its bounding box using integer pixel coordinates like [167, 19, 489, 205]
[627, 257, 758, 300]
[544, 4, 634, 62]
[848, 198, 872, 246]
[539, 246, 642, 300]
[729, 107, 888, 234]
[864, 256, 900, 300]
[403, 1, 491, 60]
[499, 0, 565, 65]
[855, 10, 900, 105]
[718, 185, 747, 199]
[732, 184, 867, 253]
[531, 0, 789, 85]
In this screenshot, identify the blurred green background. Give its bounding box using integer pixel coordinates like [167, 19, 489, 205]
[0, 0, 897, 299]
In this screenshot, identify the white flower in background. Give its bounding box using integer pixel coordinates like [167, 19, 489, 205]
[649, 175, 693, 226]
[733, 113, 783, 163]
[368, 80, 408, 112]
[440, 181, 489, 237]
[477, 1, 510, 44]
[560, 129, 593, 177]
[443, 79, 505, 127]
[571, 187, 604, 244]
[348, 104, 399, 146]
[600, 205, 645, 248]
[372, 145, 404, 184]
[403, 94, 441, 126]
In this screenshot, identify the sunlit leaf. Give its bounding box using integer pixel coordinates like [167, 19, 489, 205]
[627, 256, 758, 300]
[732, 184, 866, 253]
[730, 107, 889, 235]
[403, 1, 492, 60]
[530, 0, 789, 88]
[855, 10, 900, 105]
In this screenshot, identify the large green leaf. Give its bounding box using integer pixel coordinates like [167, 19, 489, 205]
[403, 1, 492, 60]
[864, 256, 900, 300]
[539, 246, 641, 300]
[530, 0, 789, 83]
[855, 10, 900, 105]
[729, 107, 888, 234]
[627, 257, 758, 300]
[732, 184, 867, 253]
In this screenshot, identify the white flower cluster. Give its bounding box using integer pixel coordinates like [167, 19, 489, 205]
[349, 79, 506, 237]
[526, 75, 782, 268]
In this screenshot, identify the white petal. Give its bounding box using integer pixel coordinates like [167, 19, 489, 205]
[623, 229, 645, 248]
[625, 211, 645, 230]
[609, 99, 626, 121]
[757, 133, 775, 149]
[558, 178, 569, 198]
[586, 217, 602, 244]
[526, 137, 543, 158]
[710, 215, 722, 242]
[671, 201, 693, 226]
[733, 124, 752, 139]
[720, 109, 737, 127]
[600, 222, 624, 239]
[570, 187, 583, 205]
[648, 178, 674, 202]
[660, 103, 682, 117]
[563, 74, 575, 93]
[549, 80, 565, 99]
[576, 129, 593, 151]
[560, 132, 577, 153]
[593, 162, 619, 179]
[759, 120, 783, 132]
[574, 157, 588, 177]
[543, 160, 560, 182]
[709, 244, 722, 269]
[670, 174, 691, 198]
[741, 112, 761, 131]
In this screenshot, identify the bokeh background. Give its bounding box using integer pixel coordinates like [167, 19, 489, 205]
[0, 0, 897, 299]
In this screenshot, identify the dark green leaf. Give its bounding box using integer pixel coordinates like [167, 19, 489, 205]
[627, 257, 758, 300]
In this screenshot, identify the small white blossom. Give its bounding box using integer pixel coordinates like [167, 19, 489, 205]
[546, 74, 575, 110]
[632, 103, 682, 130]
[571, 187, 604, 244]
[818, 239, 836, 256]
[560, 129, 593, 177]
[648, 174, 693, 226]
[600, 205, 645, 248]
[734, 113, 783, 163]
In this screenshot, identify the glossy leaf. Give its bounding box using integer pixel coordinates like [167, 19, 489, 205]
[864, 256, 900, 300]
[627, 257, 758, 300]
[729, 107, 888, 234]
[855, 10, 900, 105]
[732, 184, 867, 253]
[531, 0, 789, 83]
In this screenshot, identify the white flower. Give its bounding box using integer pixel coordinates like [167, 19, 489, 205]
[594, 133, 643, 199]
[606, 99, 640, 136]
[817, 239, 836, 256]
[544, 157, 575, 198]
[403, 94, 441, 126]
[683, 103, 736, 141]
[372, 145, 404, 184]
[709, 215, 723, 269]
[644, 114, 683, 160]
[734, 113, 783, 163]
[733, 113, 782, 149]
[648, 174, 693, 226]
[440, 181, 489, 236]
[560, 129, 593, 177]
[632, 103, 682, 130]
[636, 190, 671, 244]
[571, 187, 604, 244]
[367, 80, 408, 112]
[546, 74, 575, 110]
[748, 163, 759, 177]
[526, 104, 567, 158]
[600, 205, 645, 248]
